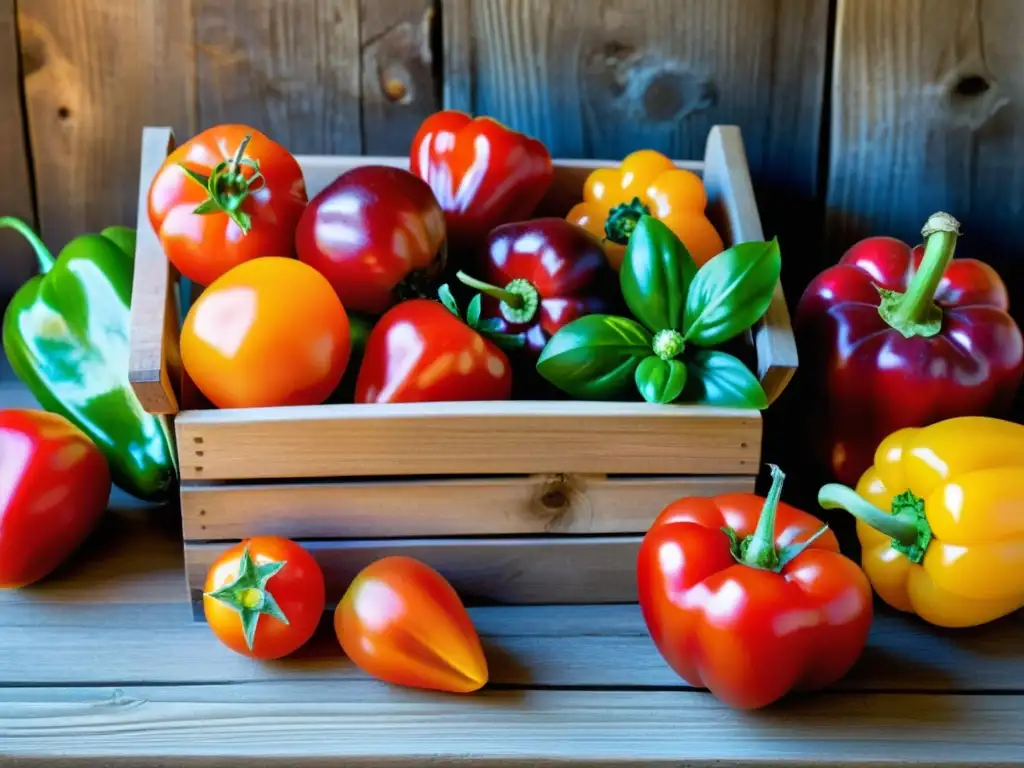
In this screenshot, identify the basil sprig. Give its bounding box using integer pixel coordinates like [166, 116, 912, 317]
[536, 215, 781, 408]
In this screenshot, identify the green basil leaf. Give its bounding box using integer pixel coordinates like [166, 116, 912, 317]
[537, 314, 653, 400]
[682, 350, 769, 409]
[682, 238, 781, 347]
[634, 356, 687, 404]
[620, 215, 697, 333]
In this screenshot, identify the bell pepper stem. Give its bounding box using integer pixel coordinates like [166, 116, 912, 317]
[740, 464, 786, 570]
[0, 216, 55, 274]
[817, 484, 920, 547]
[456, 271, 524, 308]
[877, 212, 960, 338]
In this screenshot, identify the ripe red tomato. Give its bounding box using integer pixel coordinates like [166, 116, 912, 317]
[181, 257, 351, 409]
[354, 298, 512, 404]
[148, 124, 307, 286]
[295, 165, 447, 315]
[0, 409, 111, 588]
[203, 536, 325, 659]
[334, 556, 488, 693]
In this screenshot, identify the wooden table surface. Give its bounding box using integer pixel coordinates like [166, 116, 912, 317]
[0, 504, 1022, 766]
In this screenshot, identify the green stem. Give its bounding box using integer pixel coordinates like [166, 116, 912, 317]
[740, 464, 786, 569]
[817, 484, 920, 547]
[0, 216, 55, 274]
[878, 212, 960, 338]
[456, 271, 524, 308]
[228, 134, 253, 175]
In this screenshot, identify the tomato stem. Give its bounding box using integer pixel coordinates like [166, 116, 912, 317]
[818, 484, 931, 563]
[228, 134, 253, 176]
[0, 216, 55, 274]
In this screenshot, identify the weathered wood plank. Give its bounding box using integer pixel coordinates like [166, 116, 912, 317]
[180, 474, 752, 539]
[174, 401, 761, 480]
[187, 535, 644, 605]
[827, 0, 1024, 303]
[360, 0, 438, 154]
[2, 683, 1022, 766]
[194, 0, 362, 154]
[16, 0, 193, 250]
[0, 0, 37, 304]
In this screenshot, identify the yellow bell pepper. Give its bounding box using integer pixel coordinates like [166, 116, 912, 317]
[818, 416, 1024, 628]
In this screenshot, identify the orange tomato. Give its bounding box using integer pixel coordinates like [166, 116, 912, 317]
[181, 257, 351, 409]
[567, 149, 724, 270]
[334, 557, 488, 693]
[203, 536, 325, 659]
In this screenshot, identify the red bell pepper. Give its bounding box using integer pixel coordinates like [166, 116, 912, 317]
[410, 111, 554, 250]
[637, 465, 873, 710]
[0, 409, 111, 588]
[795, 212, 1024, 486]
[454, 218, 615, 360]
[355, 290, 513, 404]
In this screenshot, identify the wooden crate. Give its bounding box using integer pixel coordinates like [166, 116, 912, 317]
[127, 125, 798, 615]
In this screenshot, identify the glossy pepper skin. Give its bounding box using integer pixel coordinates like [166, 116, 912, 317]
[0, 409, 111, 588]
[819, 417, 1024, 628]
[795, 212, 1024, 486]
[410, 111, 553, 250]
[296, 165, 447, 315]
[638, 466, 873, 710]
[455, 218, 615, 361]
[1, 218, 177, 502]
[567, 149, 724, 271]
[355, 297, 512, 404]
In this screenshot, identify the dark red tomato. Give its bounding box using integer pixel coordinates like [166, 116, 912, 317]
[295, 166, 447, 315]
[355, 299, 512, 404]
[203, 535, 325, 660]
[0, 409, 111, 588]
[148, 124, 307, 286]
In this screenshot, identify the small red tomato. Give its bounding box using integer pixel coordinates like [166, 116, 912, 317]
[148, 124, 307, 286]
[354, 296, 512, 404]
[181, 257, 351, 409]
[295, 166, 447, 315]
[334, 556, 488, 693]
[0, 409, 111, 588]
[410, 111, 553, 249]
[203, 536, 325, 659]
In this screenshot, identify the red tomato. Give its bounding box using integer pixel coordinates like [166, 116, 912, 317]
[148, 124, 307, 286]
[410, 110, 553, 249]
[204, 536, 325, 659]
[334, 556, 488, 693]
[0, 409, 110, 588]
[354, 298, 512, 404]
[181, 257, 351, 409]
[295, 166, 447, 315]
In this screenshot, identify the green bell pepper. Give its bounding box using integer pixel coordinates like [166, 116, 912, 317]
[1, 217, 177, 502]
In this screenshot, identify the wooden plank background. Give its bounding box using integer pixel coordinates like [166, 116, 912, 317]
[1, 0, 1022, 413]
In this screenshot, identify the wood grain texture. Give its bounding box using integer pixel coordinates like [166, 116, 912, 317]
[194, 0, 362, 154]
[827, 0, 1024, 297]
[0, 0, 37, 303]
[187, 535, 644, 605]
[360, 0, 438, 154]
[2, 683, 1023, 766]
[180, 474, 753, 539]
[174, 401, 761, 480]
[17, 0, 193, 251]
[128, 128, 181, 414]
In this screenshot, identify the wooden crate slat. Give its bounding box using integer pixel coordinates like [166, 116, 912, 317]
[186, 535, 644, 606]
[180, 474, 754, 539]
[175, 401, 761, 481]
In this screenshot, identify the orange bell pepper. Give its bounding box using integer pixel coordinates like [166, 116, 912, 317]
[566, 149, 724, 270]
[818, 416, 1024, 628]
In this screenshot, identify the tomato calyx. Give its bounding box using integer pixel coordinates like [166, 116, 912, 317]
[605, 197, 652, 245]
[204, 545, 290, 650]
[437, 284, 525, 351]
[179, 134, 266, 235]
[455, 270, 541, 325]
[723, 464, 831, 573]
